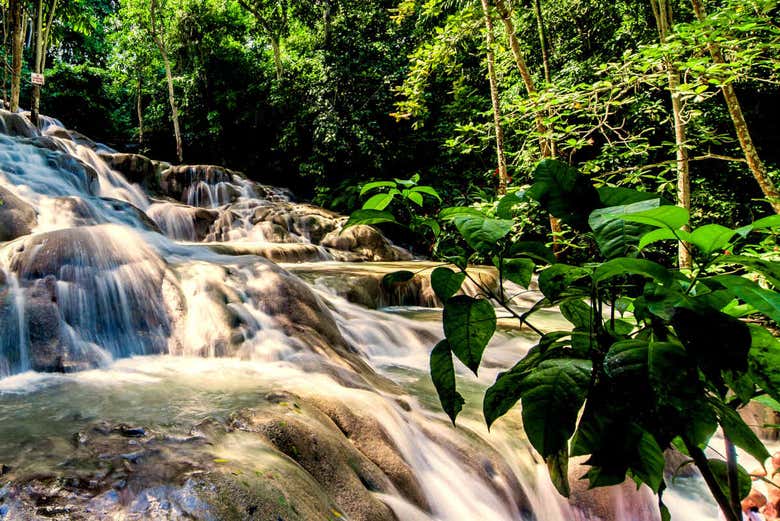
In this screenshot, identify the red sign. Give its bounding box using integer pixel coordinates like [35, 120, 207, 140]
[31, 73, 44, 86]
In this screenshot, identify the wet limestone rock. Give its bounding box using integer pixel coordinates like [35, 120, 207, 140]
[0, 110, 39, 138]
[321, 225, 412, 262]
[0, 186, 37, 241]
[230, 394, 400, 521]
[160, 165, 242, 203]
[99, 152, 160, 191]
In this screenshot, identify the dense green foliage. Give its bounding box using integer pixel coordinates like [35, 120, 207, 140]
[348, 158, 780, 519]
[3, 0, 777, 220]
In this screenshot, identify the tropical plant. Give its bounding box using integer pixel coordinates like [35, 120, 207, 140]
[348, 158, 780, 521]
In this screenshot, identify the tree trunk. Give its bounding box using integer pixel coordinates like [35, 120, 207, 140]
[9, 0, 23, 112]
[159, 45, 183, 163]
[150, 0, 183, 163]
[136, 73, 144, 147]
[494, 0, 550, 159]
[30, 0, 43, 126]
[270, 36, 282, 81]
[480, 0, 509, 195]
[532, 0, 551, 85]
[650, 0, 692, 269]
[690, 0, 780, 214]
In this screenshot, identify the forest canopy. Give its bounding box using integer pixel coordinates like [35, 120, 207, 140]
[1, 0, 778, 225]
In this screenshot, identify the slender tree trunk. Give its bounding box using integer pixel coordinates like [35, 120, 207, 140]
[136, 73, 144, 147]
[9, 0, 23, 112]
[494, 0, 550, 159]
[150, 0, 183, 163]
[30, 0, 43, 126]
[493, 0, 562, 251]
[159, 46, 183, 163]
[480, 0, 509, 195]
[530, 0, 557, 158]
[270, 36, 282, 81]
[650, 0, 692, 269]
[690, 0, 780, 214]
[532, 0, 551, 85]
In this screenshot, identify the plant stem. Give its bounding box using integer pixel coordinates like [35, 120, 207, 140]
[684, 438, 741, 521]
[725, 435, 743, 519]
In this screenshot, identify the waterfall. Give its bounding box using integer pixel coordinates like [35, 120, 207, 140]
[0, 110, 729, 520]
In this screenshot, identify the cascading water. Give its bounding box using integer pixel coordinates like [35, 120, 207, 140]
[0, 110, 739, 520]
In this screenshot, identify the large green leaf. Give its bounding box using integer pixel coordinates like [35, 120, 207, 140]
[496, 257, 535, 288]
[430, 340, 465, 425]
[453, 216, 513, 253]
[560, 300, 593, 330]
[748, 324, 780, 403]
[442, 296, 496, 374]
[430, 267, 466, 301]
[638, 228, 692, 250]
[410, 185, 442, 202]
[483, 349, 541, 429]
[520, 358, 592, 457]
[439, 207, 484, 221]
[593, 258, 673, 286]
[735, 214, 780, 237]
[711, 255, 780, 288]
[363, 192, 395, 210]
[360, 180, 396, 196]
[618, 205, 690, 231]
[715, 275, 780, 322]
[526, 159, 602, 231]
[343, 209, 397, 229]
[495, 193, 524, 219]
[546, 449, 571, 497]
[688, 224, 736, 256]
[588, 199, 660, 258]
[382, 270, 414, 288]
[538, 264, 591, 302]
[708, 459, 751, 500]
[711, 399, 770, 465]
[597, 186, 661, 207]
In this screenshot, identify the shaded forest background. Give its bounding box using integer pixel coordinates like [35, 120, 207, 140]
[6, 0, 780, 223]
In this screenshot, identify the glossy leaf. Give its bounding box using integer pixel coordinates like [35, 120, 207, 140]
[711, 399, 770, 465]
[538, 264, 591, 302]
[443, 296, 496, 374]
[343, 209, 397, 229]
[748, 324, 780, 403]
[382, 270, 414, 287]
[708, 459, 751, 500]
[520, 358, 592, 457]
[526, 159, 602, 230]
[363, 192, 395, 210]
[715, 275, 780, 323]
[593, 258, 672, 285]
[497, 257, 535, 288]
[430, 340, 465, 425]
[453, 216, 513, 253]
[410, 185, 442, 201]
[619, 205, 689, 231]
[430, 267, 466, 301]
[689, 224, 736, 255]
[483, 349, 540, 429]
[360, 181, 396, 196]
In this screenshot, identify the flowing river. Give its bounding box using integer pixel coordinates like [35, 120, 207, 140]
[0, 110, 734, 520]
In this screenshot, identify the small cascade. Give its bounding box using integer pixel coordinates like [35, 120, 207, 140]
[0, 111, 730, 520]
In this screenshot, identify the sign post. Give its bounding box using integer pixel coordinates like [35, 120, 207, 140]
[31, 73, 45, 86]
